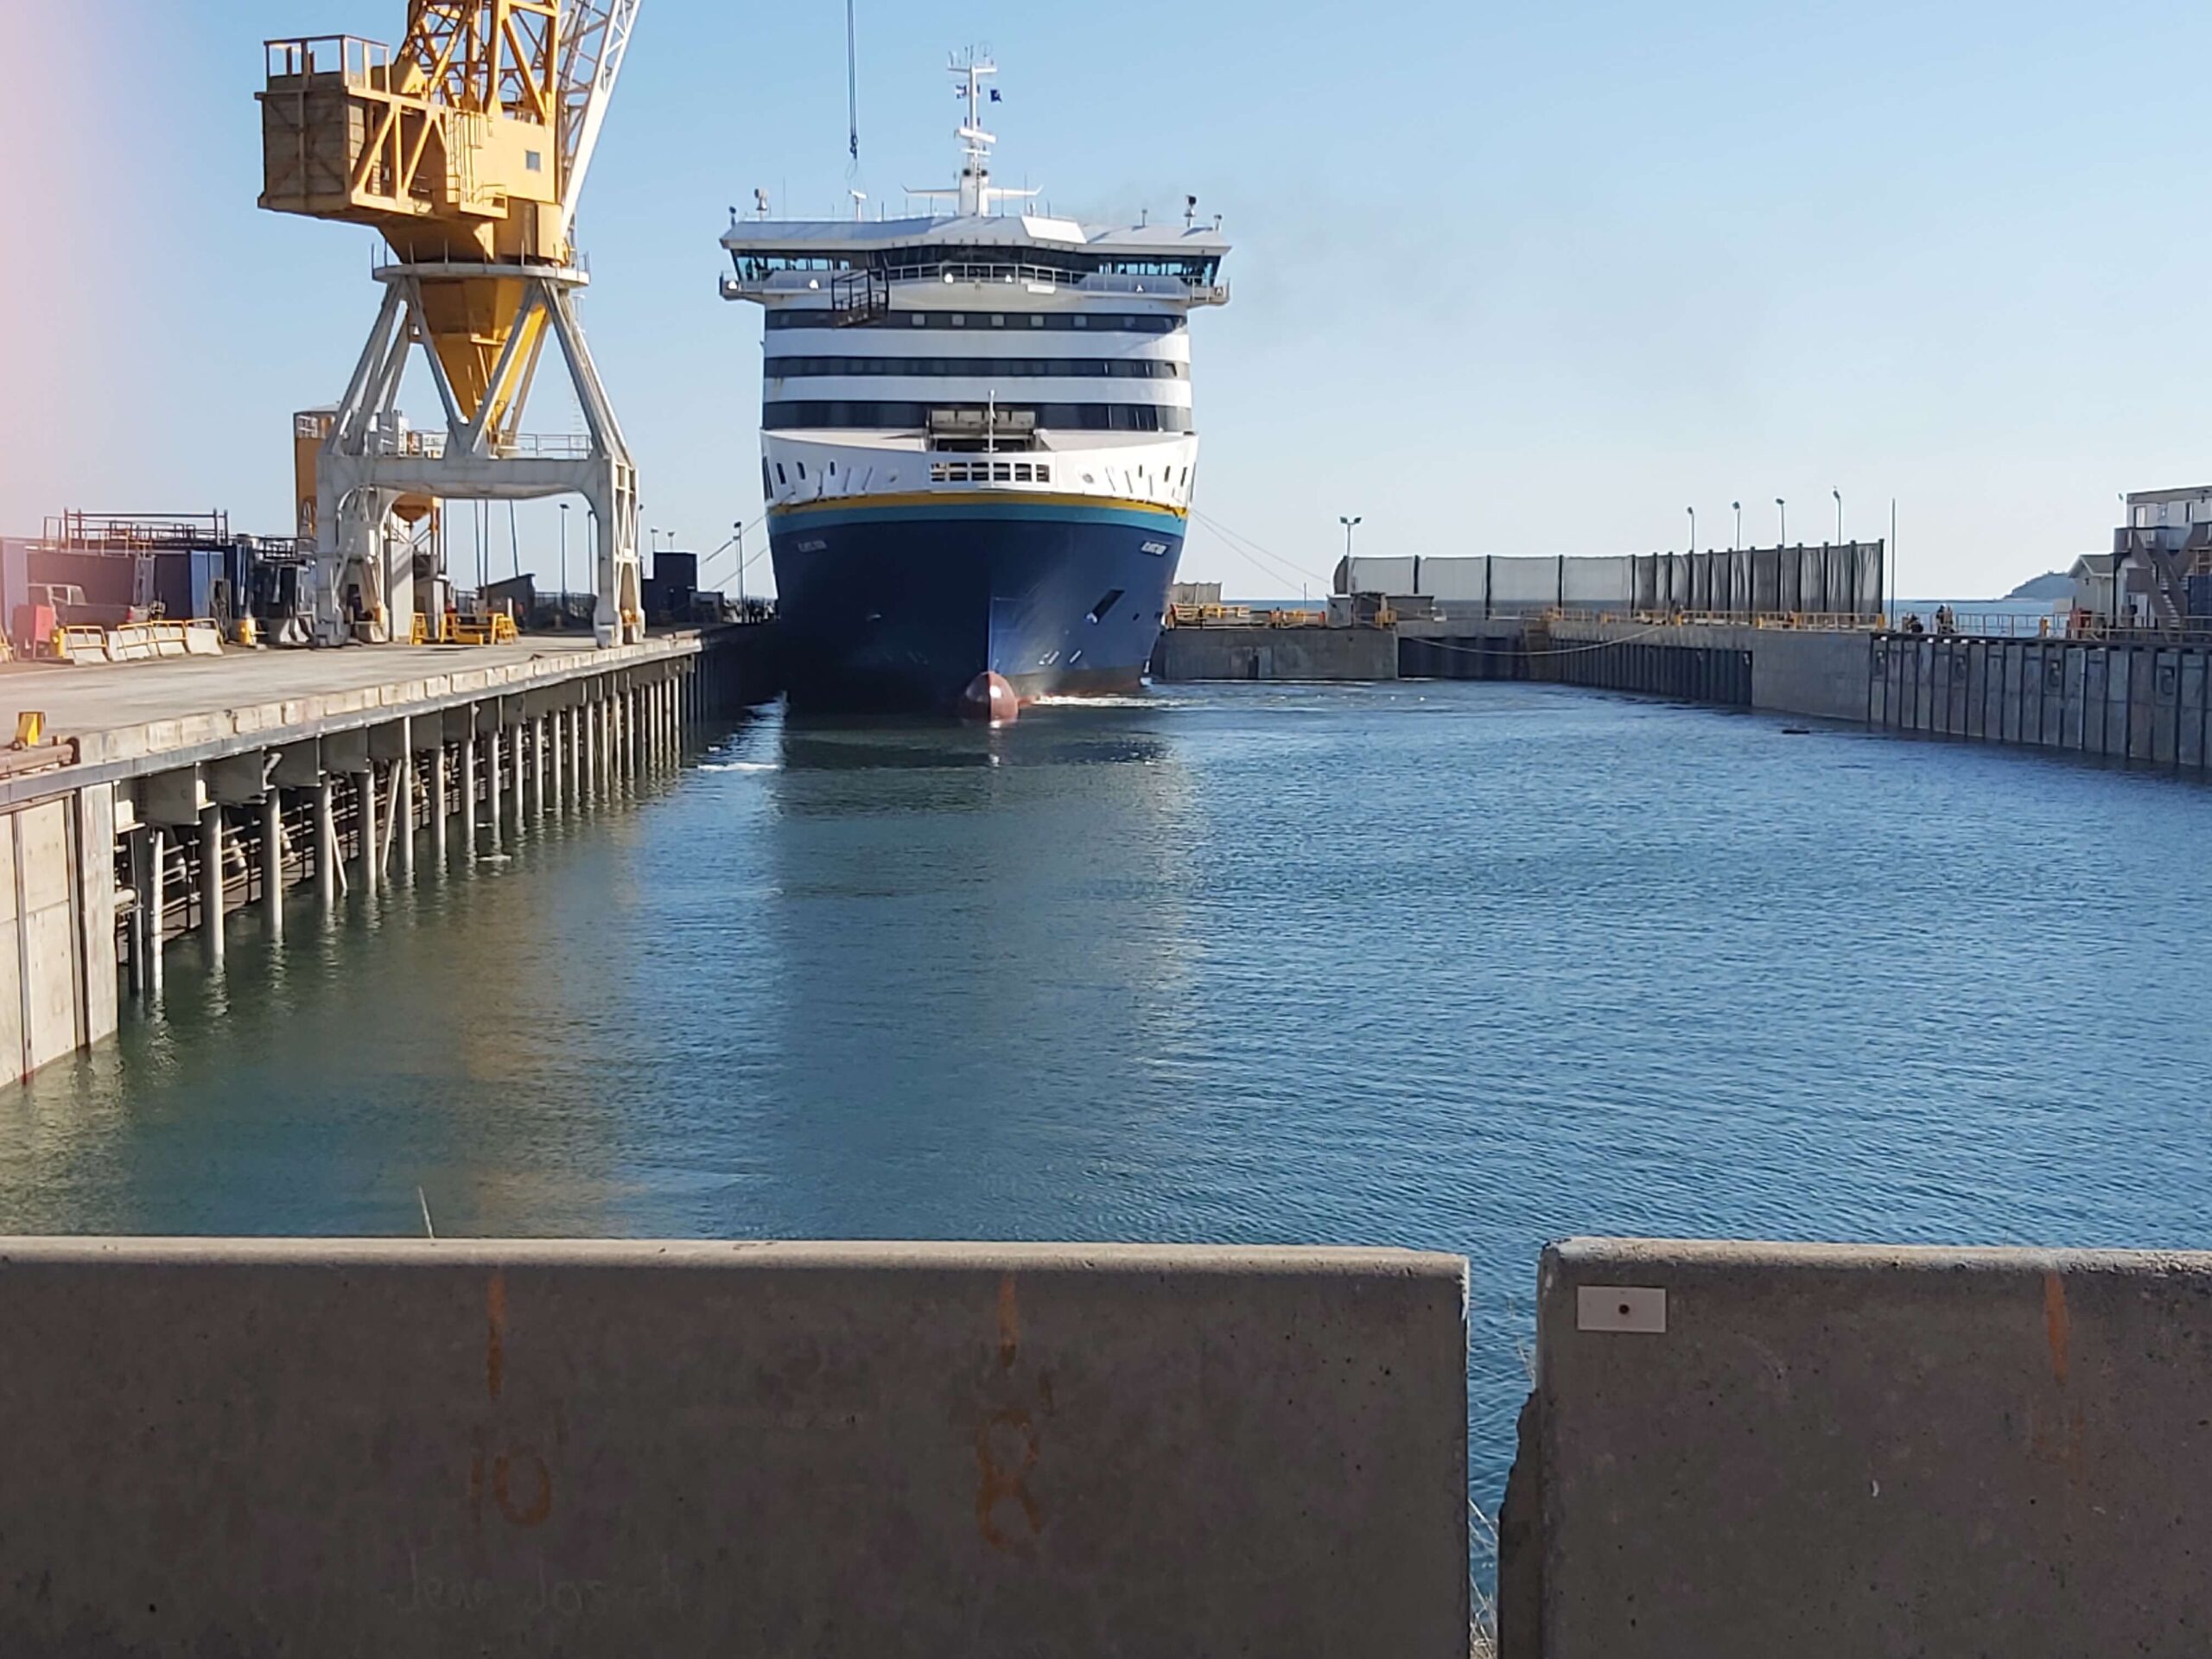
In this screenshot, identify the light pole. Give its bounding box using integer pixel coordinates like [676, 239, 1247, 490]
[734, 520, 747, 615]
[1732, 501, 1741, 550]
[1832, 487, 1843, 545]
[1686, 506, 1695, 553]
[1339, 514, 1363, 563]
[1776, 498, 1787, 545]
[558, 502, 570, 627]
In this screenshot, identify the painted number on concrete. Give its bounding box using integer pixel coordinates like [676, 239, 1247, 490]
[1577, 1285, 1667, 1334]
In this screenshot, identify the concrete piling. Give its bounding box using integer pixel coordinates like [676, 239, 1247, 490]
[260, 791, 283, 943]
[486, 726, 503, 853]
[197, 805, 225, 968]
[460, 734, 478, 861]
[510, 715, 526, 828]
[532, 715, 549, 818]
[429, 745, 448, 865]
[353, 768, 377, 896]
[143, 829, 166, 997]
[396, 747, 415, 880]
[315, 780, 336, 908]
[124, 831, 149, 995]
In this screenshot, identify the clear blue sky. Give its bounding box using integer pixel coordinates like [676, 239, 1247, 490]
[4, 0, 2209, 599]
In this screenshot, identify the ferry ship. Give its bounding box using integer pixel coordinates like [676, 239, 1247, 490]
[719, 54, 1230, 717]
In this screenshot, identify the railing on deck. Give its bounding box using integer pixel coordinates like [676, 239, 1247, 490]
[1542, 608, 1886, 632]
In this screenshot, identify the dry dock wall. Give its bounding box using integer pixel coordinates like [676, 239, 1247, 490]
[1503, 1237, 2212, 1658]
[0, 1239, 1469, 1658]
[1538, 620, 1873, 721]
[1872, 633, 2212, 775]
[1150, 624, 1399, 682]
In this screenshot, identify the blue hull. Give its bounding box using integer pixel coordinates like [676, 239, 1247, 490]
[768, 496, 1185, 712]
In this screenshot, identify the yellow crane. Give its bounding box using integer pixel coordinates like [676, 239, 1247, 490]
[258, 2, 645, 645]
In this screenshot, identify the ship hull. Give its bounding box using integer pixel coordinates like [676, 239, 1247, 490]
[769, 493, 1185, 713]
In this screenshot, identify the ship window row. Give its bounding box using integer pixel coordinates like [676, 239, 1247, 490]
[766, 310, 1182, 334]
[929, 461, 1056, 484]
[766, 356, 1185, 380]
[734, 251, 1220, 285]
[763, 401, 1195, 433]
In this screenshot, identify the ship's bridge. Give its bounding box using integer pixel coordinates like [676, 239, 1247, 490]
[718, 215, 1230, 311]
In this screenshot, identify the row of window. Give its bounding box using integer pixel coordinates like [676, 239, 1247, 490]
[765, 455, 1193, 493]
[762, 402, 1196, 433]
[928, 461, 1055, 484]
[766, 309, 1183, 334]
[766, 356, 1185, 380]
[732, 251, 1221, 285]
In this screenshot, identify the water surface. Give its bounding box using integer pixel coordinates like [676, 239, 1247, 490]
[6, 680, 2210, 1538]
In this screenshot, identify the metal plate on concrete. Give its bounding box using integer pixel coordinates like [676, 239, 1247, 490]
[1576, 1285, 1667, 1333]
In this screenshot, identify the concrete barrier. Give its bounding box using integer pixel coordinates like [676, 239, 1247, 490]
[1503, 1236, 2212, 1657]
[0, 1239, 1469, 1656]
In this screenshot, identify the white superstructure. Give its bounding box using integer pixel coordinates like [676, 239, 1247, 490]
[718, 54, 1229, 517]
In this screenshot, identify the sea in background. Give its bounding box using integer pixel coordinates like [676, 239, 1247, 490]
[3, 678, 2209, 1577]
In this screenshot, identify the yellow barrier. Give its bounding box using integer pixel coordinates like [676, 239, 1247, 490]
[439, 612, 521, 646]
[48, 620, 225, 668]
[52, 626, 109, 664]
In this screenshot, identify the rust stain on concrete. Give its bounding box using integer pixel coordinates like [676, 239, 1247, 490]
[975, 1406, 1042, 1554]
[997, 1274, 1019, 1370]
[486, 1270, 507, 1403]
[2043, 1271, 2069, 1389]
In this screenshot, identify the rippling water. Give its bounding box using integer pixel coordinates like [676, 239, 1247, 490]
[5, 680, 2210, 1539]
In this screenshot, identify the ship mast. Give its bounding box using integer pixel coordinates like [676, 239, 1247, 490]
[907, 49, 1035, 217]
[954, 51, 995, 216]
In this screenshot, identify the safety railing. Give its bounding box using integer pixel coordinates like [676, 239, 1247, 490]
[1542, 608, 1886, 632]
[264, 35, 391, 89]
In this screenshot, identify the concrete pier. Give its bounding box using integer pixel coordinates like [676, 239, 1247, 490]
[0, 1238, 1470, 1657]
[0, 628, 771, 1081]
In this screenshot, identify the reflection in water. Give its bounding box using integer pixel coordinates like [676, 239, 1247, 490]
[753, 707, 1198, 1236]
[2, 683, 2211, 1555]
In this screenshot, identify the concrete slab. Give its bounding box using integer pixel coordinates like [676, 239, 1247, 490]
[0, 1239, 1469, 1659]
[1510, 1236, 2212, 1658]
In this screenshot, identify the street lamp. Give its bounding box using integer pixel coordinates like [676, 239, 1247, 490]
[1833, 487, 1843, 545]
[1732, 501, 1742, 550]
[1775, 498, 1787, 545]
[1686, 506, 1695, 552]
[558, 502, 570, 627]
[733, 519, 746, 614]
[1339, 514, 1363, 561]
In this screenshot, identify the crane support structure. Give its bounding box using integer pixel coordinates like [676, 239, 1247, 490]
[258, 3, 645, 646]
